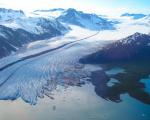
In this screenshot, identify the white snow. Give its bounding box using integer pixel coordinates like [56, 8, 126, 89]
[58, 9, 115, 31]
[107, 78, 120, 87]
[0, 32, 101, 104]
[98, 17, 150, 40]
[0, 8, 150, 104]
[0, 32, 7, 39]
[0, 9, 68, 35]
[105, 67, 126, 75]
[0, 17, 58, 34]
[0, 8, 149, 40]
[0, 25, 109, 104]
[0, 8, 25, 21]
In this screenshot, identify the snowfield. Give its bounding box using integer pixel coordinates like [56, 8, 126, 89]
[0, 26, 105, 104]
[0, 17, 68, 35]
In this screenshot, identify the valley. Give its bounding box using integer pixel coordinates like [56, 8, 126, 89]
[0, 6, 150, 120]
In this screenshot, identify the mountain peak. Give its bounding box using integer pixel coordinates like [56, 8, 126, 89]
[128, 32, 147, 39]
[133, 32, 144, 37]
[67, 8, 77, 12]
[64, 8, 80, 16]
[119, 32, 149, 45]
[0, 8, 25, 21]
[57, 8, 116, 31]
[80, 33, 150, 64]
[0, 8, 24, 14]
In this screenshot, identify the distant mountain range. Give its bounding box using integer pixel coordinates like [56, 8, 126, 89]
[0, 8, 149, 59]
[0, 8, 69, 58]
[0, 8, 68, 35]
[0, 8, 25, 20]
[34, 8, 117, 31]
[80, 33, 150, 63]
[57, 8, 116, 31]
[121, 13, 146, 19]
[0, 8, 119, 58]
[120, 13, 150, 27]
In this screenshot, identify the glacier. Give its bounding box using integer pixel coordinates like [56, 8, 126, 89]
[0, 9, 150, 105]
[0, 26, 105, 105]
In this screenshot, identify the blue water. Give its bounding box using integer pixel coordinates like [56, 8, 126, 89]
[0, 84, 149, 120]
[0, 64, 150, 120]
[141, 76, 150, 94]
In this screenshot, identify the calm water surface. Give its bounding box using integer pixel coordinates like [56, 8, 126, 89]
[0, 61, 150, 120]
[0, 83, 150, 120]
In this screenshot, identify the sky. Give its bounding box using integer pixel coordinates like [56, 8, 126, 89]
[0, 0, 150, 16]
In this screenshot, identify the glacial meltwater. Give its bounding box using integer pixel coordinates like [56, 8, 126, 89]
[0, 61, 150, 120]
[0, 83, 150, 120]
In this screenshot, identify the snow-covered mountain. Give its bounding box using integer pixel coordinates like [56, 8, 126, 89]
[1, 17, 68, 35]
[80, 32, 150, 63]
[57, 8, 116, 31]
[0, 8, 69, 58]
[0, 25, 35, 58]
[0, 7, 149, 59]
[121, 13, 146, 19]
[0, 8, 68, 35]
[0, 8, 25, 21]
[33, 8, 117, 31]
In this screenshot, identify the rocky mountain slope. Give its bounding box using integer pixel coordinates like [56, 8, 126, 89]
[80, 33, 150, 63]
[57, 8, 116, 31]
[0, 8, 68, 58]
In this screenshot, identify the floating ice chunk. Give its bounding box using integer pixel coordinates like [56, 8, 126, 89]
[107, 78, 120, 87]
[105, 67, 126, 76]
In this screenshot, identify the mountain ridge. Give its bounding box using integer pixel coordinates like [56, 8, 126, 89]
[80, 32, 150, 63]
[0, 8, 69, 58]
[121, 13, 146, 19]
[57, 8, 116, 31]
